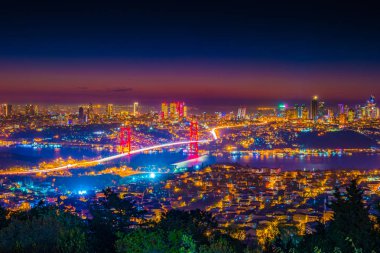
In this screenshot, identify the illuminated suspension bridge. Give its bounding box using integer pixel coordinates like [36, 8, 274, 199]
[0, 124, 243, 175]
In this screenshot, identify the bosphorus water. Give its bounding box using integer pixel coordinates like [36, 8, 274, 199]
[1, 145, 379, 171]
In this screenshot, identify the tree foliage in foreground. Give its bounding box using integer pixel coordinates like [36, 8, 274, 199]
[0, 205, 87, 253]
[273, 180, 380, 253]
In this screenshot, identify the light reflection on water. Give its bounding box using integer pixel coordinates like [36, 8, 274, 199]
[1, 146, 379, 172]
[1, 146, 379, 192]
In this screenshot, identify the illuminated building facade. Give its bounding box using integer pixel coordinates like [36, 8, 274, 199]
[310, 96, 318, 121]
[277, 104, 286, 117]
[107, 104, 113, 118]
[237, 107, 247, 120]
[133, 102, 139, 117]
[2, 104, 12, 117]
[317, 101, 327, 119]
[365, 95, 379, 119]
[78, 107, 85, 123]
[256, 107, 276, 118]
[24, 104, 38, 116]
[161, 102, 169, 119]
[285, 108, 298, 120]
[163, 101, 186, 119]
[87, 103, 94, 121]
[347, 108, 355, 122]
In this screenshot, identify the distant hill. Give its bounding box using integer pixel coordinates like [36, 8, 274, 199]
[296, 130, 378, 149]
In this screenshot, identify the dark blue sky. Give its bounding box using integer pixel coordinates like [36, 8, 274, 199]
[0, 1, 379, 104]
[1, 1, 380, 62]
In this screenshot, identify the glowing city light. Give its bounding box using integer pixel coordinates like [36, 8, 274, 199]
[78, 190, 87, 195]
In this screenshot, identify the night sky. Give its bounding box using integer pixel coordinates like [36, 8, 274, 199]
[0, 1, 379, 105]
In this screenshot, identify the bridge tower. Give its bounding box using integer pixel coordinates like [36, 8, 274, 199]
[119, 126, 132, 154]
[189, 121, 199, 156]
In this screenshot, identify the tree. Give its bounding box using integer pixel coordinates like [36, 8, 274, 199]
[0, 206, 8, 229]
[88, 187, 145, 253]
[57, 226, 88, 253]
[328, 180, 377, 252]
[297, 180, 379, 253]
[115, 229, 197, 253]
[0, 208, 87, 253]
[157, 209, 217, 245]
[199, 238, 236, 253]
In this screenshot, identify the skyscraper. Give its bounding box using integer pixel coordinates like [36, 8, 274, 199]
[169, 102, 177, 118]
[2, 104, 12, 117]
[87, 103, 94, 121]
[78, 107, 85, 123]
[237, 107, 247, 119]
[297, 104, 306, 119]
[366, 95, 378, 119]
[176, 102, 185, 117]
[107, 104, 113, 118]
[183, 105, 188, 117]
[310, 96, 318, 121]
[347, 108, 355, 122]
[161, 102, 169, 119]
[133, 102, 139, 117]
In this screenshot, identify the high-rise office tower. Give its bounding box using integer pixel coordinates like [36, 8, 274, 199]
[1, 104, 6, 116]
[87, 103, 94, 120]
[169, 102, 177, 118]
[79, 107, 84, 118]
[237, 107, 247, 119]
[277, 104, 286, 117]
[295, 104, 306, 119]
[300, 104, 306, 119]
[163, 101, 186, 119]
[310, 96, 318, 120]
[161, 102, 169, 119]
[133, 102, 139, 117]
[78, 107, 85, 123]
[3, 104, 12, 117]
[107, 104, 113, 118]
[366, 95, 378, 119]
[317, 101, 326, 118]
[176, 102, 185, 117]
[294, 104, 299, 118]
[347, 108, 355, 122]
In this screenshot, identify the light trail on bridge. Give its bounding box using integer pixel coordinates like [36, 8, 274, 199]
[0, 139, 210, 175]
[0, 125, 247, 175]
[210, 125, 246, 140]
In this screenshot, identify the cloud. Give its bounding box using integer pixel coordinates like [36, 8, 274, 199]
[109, 88, 133, 92]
